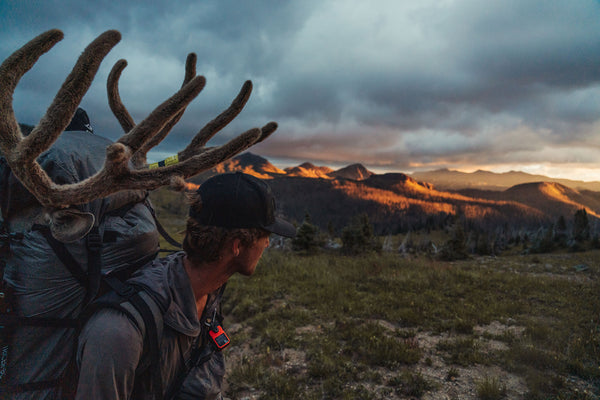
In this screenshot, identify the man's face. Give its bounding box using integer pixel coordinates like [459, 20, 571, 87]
[236, 234, 270, 276]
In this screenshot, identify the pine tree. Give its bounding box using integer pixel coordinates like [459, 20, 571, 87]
[438, 222, 469, 261]
[570, 208, 590, 252]
[530, 226, 555, 254]
[553, 215, 568, 247]
[572, 209, 590, 242]
[476, 231, 493, 255]
[341, 213, 379, 254]
[292, 212, 322, 253]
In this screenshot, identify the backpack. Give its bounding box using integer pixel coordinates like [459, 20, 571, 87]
[0, 128, 172, 399]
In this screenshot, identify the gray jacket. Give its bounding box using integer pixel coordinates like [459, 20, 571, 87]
[76, 252, 225, 400]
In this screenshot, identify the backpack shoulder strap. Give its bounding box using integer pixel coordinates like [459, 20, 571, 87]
[35, 225, 88, 288]
[86, 277, 167, 400]
[34, 224, 103, 303]
[143, 197, 182, 250]
[0, 157, 11, 219]
[163, 284, 227, 400]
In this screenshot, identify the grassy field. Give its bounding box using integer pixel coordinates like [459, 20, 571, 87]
[220, 249, 600, 399]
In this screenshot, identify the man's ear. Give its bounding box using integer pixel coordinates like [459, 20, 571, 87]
[45, 208, 95, 243]
[231, 238, 242, 257]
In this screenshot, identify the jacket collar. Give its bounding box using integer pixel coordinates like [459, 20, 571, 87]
[164, 252, 202, 336]
[130, 252, 224, 337]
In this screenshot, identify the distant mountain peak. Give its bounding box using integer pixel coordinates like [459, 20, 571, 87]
[213, 152, 285, 178]
[331, 163, 374, 181]
[234, 152, 269, 167]
[506, 181, 578, 197]
[366, 172, 437, 193]
[285, 162, 334, 178]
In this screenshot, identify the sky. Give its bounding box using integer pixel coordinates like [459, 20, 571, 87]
[2, 0, 600, 181]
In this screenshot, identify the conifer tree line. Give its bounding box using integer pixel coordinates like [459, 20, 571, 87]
[290, 208, 599, 258]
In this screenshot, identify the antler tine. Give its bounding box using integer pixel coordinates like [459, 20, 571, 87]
[12, 73, 207, 208]
[19, 30, 121, 164]
[137, 127, 264, 183]
[0, 29, 64, 156]
[132, 53, 198, 167]
[183, 53, 198, 87]
[109, 53, 197, 142]
[107, 59, 135, 133]
[33, 128, 264, 206]
[177, 80, 253, 161]
[257, 122, 278, 144]
[117, 75, 206, 154]
[1, 30, 280, 210]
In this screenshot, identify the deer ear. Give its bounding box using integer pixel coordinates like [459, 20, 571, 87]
[47, 209, 95, 243]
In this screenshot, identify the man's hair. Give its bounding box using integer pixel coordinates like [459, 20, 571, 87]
[184, 194, 269, 263]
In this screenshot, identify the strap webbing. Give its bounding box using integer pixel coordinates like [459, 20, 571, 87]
[86, 227, 102, 300]
[0, 378, 61, 394]
[144, 198, 182, 249]
[0, 314, 78, 328]
[164, 284, 227, 400]
[34, 225, 87, 288]
[130, 292, 163, 400]
[35, 224, 103, 304]
[101, 275, 164, 400]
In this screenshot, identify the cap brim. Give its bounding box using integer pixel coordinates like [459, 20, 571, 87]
[264, 217, 296, 238]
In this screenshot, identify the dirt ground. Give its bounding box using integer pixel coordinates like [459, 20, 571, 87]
[224, 321, 531, 399]
[224, 318, 599, 399]
[222, 253, 600, 399]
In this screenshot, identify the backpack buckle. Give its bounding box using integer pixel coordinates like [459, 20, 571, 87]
[86, 231, 102, 252]
[117, 285, 137, 298]
[0, 226, 23, 256]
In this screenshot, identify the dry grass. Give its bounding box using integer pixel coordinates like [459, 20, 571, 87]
[222, 250, 600, 399]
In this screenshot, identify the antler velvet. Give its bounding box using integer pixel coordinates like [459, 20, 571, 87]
[0, 29, 278, 209]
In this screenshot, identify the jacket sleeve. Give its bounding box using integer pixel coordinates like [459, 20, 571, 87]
[75, 308, 144, 400]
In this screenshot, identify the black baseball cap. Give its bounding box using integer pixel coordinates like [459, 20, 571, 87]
[190, 172, 296, 238]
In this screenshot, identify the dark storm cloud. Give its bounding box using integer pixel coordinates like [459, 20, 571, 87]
[2, 0, 600, 178]
[0, 0, 317, 144]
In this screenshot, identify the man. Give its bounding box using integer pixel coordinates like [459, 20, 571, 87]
[75, 172, 296, 400]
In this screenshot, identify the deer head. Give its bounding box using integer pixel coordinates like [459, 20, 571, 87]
[0, 29, 277, 241]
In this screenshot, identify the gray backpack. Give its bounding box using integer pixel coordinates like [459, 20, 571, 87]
[0, 127, 166, 399]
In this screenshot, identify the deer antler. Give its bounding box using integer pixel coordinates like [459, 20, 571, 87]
[0, 29, 277, 209]
[108, 53, 198, 167]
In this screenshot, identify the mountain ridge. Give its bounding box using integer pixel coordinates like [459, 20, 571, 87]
[192, 153, 377, 182]
[199, 152, 600, 192]
[186, 152, 600, 234]
[411, 168, 600, 192]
